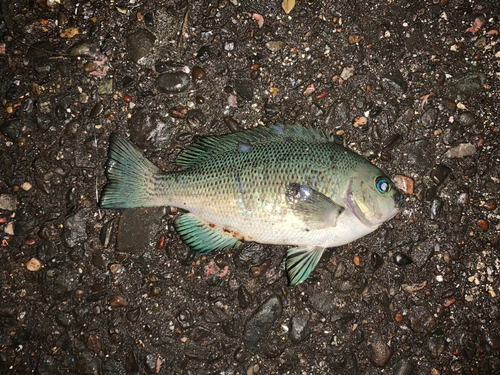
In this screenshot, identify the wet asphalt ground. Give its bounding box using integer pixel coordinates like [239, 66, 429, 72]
[1, 0, 500, 374]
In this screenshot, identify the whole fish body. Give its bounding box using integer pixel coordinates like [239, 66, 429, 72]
[100, 124, 403, 285]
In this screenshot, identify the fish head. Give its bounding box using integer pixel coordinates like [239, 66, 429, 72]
[345, 163, 403, 227]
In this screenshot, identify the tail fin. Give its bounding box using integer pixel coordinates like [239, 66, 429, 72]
[100, 134, 162, 209]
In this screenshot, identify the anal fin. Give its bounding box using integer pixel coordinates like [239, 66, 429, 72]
[285, 246, 325, 285]
[174, 213, 242, 254]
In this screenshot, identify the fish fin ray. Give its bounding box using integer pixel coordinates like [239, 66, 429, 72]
[176, 123, 335, 168]
[100, 134, 162, 209]
[285, 246, 325, 285]
[286, 183, 344, 230]
[174, 213, 242, 254]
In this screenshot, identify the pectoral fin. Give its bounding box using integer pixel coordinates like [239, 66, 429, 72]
[286, 183, 344, 229]
[285, 246, 325, 285]
[174, 213, 242, 254]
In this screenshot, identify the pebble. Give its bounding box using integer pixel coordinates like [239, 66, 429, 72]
[235, 79, 254, 101]
[484, 200, 497, 211]
[1, 118, 34, 141]
[290, 314, 309, 344]
[192, 66, 206, 83]
[394, 360, 415, 375]
[309, 292, 338, 315]
[348, 34, 362, 44]
[0, 194, 17, 211]
[393, 175, 414, 195]
[20, 182, 32, 191]
[234, 346, 246, 362]
[340, 66, 355, 80]
[127, 29, 156, 64]
[98, 78, 113, 95]
[26, 258, 42, 271]
[247, 364, 260, 375]
[430, 197, 443, 219]
[89, 102, 104, 118]
[353, 116, 367, 128]
[109, 295, 128, 307]
[196, 46, 210, 62]
[243, 294, 283, 347]
[410, 309, 436, 333]
[251, 259, 271, 278]
[412, 240, 434, 268]
[238, 286, 252, 308]
[458, 111, 476, 126]
[381, 72, 408, 95]
[169, 106, 188, 118]
[157, 72, 190, 93]
[62, 208, 90, 248]
[477, 219, 489, 229]
[393, 252, 412, 266]
[224, 40, 235, 51]
[265, 41, 285, 52]
[370, 338, 392, 367]
[421, 108, 439, 128]
[87, 334, 103, 354]
[428, 336, 447, 357]
[445, 143, 476, 158]
[430, 164, 451, 185]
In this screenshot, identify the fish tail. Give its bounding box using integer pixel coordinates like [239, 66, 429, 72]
[100, 134, 165, 209]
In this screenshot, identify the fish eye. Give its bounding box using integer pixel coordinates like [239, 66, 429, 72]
[375, 177, 390, 194]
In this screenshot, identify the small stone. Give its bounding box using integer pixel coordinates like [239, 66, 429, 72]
[60, 27, 79, 39]
[26, 258, 42, 271]
[250, 259, 271, 278]
[20, 182, 32, 191]
[430, 164, 452, 185]
[353, 256, 361, 266]
[109, 295, 128, 307]
[430, 197, 443, 219]
[224, 40, 235, 51]
[196, 46, 210, 62]
[484, 200, 497, 211]
[370, 338, 392, 367]
[395, 313, 403, 322]
[428, 337, 447, 357]
[0, 194, 17, 211]
[394, 252, 412, 266]
[169, 106, 188, 118]
[265, 41, 285, 52]
[353, 116, 367, 128]
[340, 66, 355, 80]
[89, 102, 104, 118]
[445, 143, 476, 158]
[410, 309, 436, 333]
[235, 80, 254, 101]
[127, 29, 156, 64]
[458, 112, 476, 126]
[87, 334, 103, 354]
[243, 294, 283, 347]
[157, 72, 190, 93]
[421, 108, 439, 128]
[98, 78, 113, 95]
[348, 34, 362, 44]
[290, 314, 309, 344]
[477, 219, 489, 230]
[192, 66, 206, 84]
[393, 175, 414, 195]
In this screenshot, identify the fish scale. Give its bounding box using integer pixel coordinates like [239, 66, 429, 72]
[100, 124, 403, 285]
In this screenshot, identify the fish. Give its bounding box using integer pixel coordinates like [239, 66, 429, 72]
[100, 124, 403, 285]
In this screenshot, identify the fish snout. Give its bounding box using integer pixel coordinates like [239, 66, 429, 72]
[394, 189, 404, 210]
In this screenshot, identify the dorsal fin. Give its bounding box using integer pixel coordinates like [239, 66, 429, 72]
[175, 123, 334, 168]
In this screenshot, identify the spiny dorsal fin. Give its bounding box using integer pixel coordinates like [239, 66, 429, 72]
[176, 123, 334, 169]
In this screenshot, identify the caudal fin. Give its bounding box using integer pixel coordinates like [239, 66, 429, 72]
[100, 134, 162, 209]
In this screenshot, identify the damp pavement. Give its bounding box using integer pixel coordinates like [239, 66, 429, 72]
[1, 1, 500, 374]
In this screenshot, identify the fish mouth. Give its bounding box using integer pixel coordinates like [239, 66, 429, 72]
[393, 188, 404, 210]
